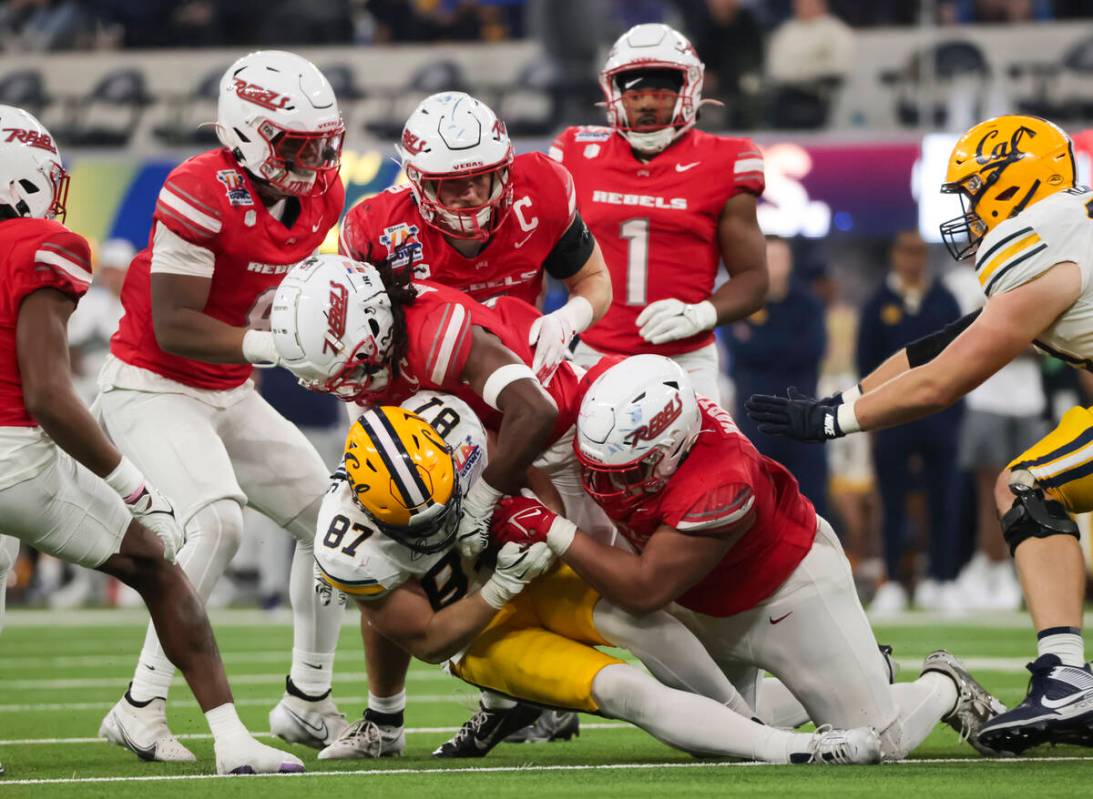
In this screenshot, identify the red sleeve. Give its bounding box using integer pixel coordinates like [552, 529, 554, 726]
[339, 200, 372, 262]
[525, 152, 577, 249]
[11, 227, 93, 305]
[665, 480, 756, 534]
[548, 127, 573, 165]
[153, 160, 225, 246]
[730, 138, 765, 198]
[407, 294, 474, 389]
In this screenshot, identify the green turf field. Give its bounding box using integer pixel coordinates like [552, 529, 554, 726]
[1, 608, 1090, 798]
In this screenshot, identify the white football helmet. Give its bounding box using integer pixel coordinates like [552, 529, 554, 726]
[0, 105, 68, 221]
[575, 355, 700, 512]
[599, 23, 705, 155]
[395, 92, 514, 241]
[270, 254, 394, 403]
[216, 50, 344, 197]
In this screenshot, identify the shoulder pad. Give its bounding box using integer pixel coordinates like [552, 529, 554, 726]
[155, 160, 227, 244]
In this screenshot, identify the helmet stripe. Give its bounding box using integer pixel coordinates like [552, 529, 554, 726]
[358, 409, 432, 510]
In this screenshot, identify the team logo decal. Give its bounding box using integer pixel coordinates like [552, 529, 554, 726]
[575, 127, 611, 143]
[623, 395, 683, 448]
[216, 170, 254, 207]
[3, 128, 56, 152]
[584, 144, 601, 159]
[232, 78, 293, 111]
[379, 222, 425, 273]
[323, 280, 349, 355]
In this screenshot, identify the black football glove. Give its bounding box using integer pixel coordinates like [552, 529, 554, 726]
[744, 387, 845, 442]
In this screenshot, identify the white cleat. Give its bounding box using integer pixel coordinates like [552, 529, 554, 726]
[318, 717, 406, 760]
[268, 686, 348, 749]
[214, 734, 305, 775]
[793, 725, 883, 765]
[921, 649, 1007, 756]
[98, 695, 196, 763]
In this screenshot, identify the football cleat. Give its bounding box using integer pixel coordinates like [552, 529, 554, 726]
[268, 679, 348, 749]
[433, 702, 543, 758]
[791, 724, 883, 765]
[98, 695, 196, 763]
[0, 760, 5, 776]
[977, 654, 1093, 755]
[318, 717, 406, 760]
[921, 650, 1006, 756]
[214, 735, 305, 775]
[504, 710, 580, 743]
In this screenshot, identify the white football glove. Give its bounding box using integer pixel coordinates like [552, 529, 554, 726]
[242, 329, 280, 368]
[528, 296, 593, 385]
[479, 541, 556, 609]
[104, 457, 185, 563]
[636, 299, 717, 345]
[455, 478, 503, 560]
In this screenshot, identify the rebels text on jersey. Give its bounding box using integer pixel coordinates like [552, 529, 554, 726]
[111, 148, 345, 390]
[339, 152, 579, 306]
[551, 126, 764, 356]
[580, 367, 815, 616]
[375, 281, 581, 444]
[0, 219, 93, 426]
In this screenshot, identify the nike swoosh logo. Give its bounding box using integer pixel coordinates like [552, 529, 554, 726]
[312, 222, 321, 232]
[284, 706, 328, 741]
[514, 232, 534, 248]
[623, 78, 642, 90]
[1041, 690, 1093, 709]
[769, 611, 793, 625]
[303, 662, 324, 670]
[675, 162, 701, 172]
[116, 722, 158, 761]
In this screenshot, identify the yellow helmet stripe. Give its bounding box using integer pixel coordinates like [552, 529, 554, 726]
[358, 408, 432, 510]
[977, 230, 1042, 288]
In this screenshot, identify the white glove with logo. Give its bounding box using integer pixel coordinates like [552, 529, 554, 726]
[479, 541, 556, 609]
[105, 457, 185, 563]
[528, 296, 593, 385]
[456, 478, 503, 560]
[636, 299, 717, 345]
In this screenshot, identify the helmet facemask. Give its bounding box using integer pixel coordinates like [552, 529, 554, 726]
[407, 157, 514, 241]
[604, 67, 690, 155]
[939, 174, 989, 260]
[251, 119, 344, 197]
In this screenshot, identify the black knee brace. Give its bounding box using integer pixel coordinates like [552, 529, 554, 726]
[1000, 482, 1079, 556]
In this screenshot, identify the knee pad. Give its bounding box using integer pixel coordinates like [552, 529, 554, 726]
[1001, 477, 1079, 556]
[187, 499, 245, 560]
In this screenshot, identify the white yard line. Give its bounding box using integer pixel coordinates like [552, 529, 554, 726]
[0, 694, 476, 714]
[1, 755, 1091, 786]
[0, 670, 453, 690]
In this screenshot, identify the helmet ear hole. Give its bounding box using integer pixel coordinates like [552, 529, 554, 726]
[995, 186, 1019, 202]
[17, 179, 38, 194]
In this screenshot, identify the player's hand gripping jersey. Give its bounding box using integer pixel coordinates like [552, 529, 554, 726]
[551, 126, 764, 356]
[110, 149, 345, 389]
[339, 153, 580, 306]
[0, 218, 92, 427]
[315, 392, 487, 605]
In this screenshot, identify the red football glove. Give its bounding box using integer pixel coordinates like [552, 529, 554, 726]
[489, 495, 558, 548]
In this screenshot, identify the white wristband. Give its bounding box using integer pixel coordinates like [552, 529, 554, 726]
[481, 363, 537, 410]
[242, 329, 278, 366]
[560, 295, 594, 334]
[545, 517, 577, 556]
[104, 456, 145, 504]
[479, 575, 515, 610]
[842, 383, 863, 403]
[837, 400, 861, 435]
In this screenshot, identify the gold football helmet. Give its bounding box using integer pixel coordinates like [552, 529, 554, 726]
[940, 115, 1075, 259]
[342, 406, 460, 554]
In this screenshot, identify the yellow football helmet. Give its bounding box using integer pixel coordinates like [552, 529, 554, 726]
[940, 115, 1075, 259]
[342, 406, 460, 554]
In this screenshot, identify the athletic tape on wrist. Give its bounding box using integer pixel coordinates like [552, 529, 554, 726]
[836, 400, 861, 435]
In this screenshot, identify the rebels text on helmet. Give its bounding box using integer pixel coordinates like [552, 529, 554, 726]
[623, 394, 683, 447]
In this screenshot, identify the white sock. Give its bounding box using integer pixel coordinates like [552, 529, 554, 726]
[290, 649, 335, 697]
[129, 650, 176, 703]
[1037, 628, 1086, 667]
[206, 703, 249, 742]
[591, 663, 812, 762]
[368, 689, 406, 715]
[481, 690, 518, 710]
[288, 537, 340, 696]
[887, 674, 959, 758]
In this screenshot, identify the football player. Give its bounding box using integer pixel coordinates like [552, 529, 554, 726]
[0, 105, 301, 775]
[745, 115, 1093, 754]
[501, 354, 1004, 761]
[551, 23, 768, 401]
[310, 392, 882, 765]
[93, 52, 350, 760]
[339, 91, 612, 385]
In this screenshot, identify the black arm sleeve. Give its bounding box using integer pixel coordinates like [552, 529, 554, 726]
[905, 309, 982, 367]
[543, 212, 595, 281]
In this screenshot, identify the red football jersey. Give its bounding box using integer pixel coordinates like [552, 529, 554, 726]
[111, 148, 345, 390]
[551, 126, 764, 356]
[0, 218, 93, 427]
[339, 152, 577, 307]
[580, 383, 816, 617]
[369, 281, 579, 444]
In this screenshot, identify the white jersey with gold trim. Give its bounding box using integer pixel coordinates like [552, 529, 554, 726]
[976, 186, 1093, 367]
[314, 392, 487, 607]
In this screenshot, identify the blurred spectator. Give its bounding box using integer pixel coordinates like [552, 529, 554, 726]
[724, 236, 829, 518]
[765, 0, 855, 128]
[939, 0, 1052, 24]
[857, 231, 964, 615]
[944, 266, 1044, 611]
[688, 0, 764, 129]
[365, 0, 520, 43]
[0, 0, 92, 51]
[68, 238, 133, 404]
[527, 0, 611, 125]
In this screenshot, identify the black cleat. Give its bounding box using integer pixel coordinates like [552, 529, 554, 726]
[505, 710, 580, 743]
[433, 702, 543, 758]
[978, 654, 1093, 755]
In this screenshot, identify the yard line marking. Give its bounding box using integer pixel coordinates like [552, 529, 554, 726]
[0, 694, 477, 714]
[1, 756, 1091, 786]
[0, 723, 630, 747]
[1, 670, 455, 690]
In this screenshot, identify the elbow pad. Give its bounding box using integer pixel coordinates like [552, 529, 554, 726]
[905, 309, 981, 368]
